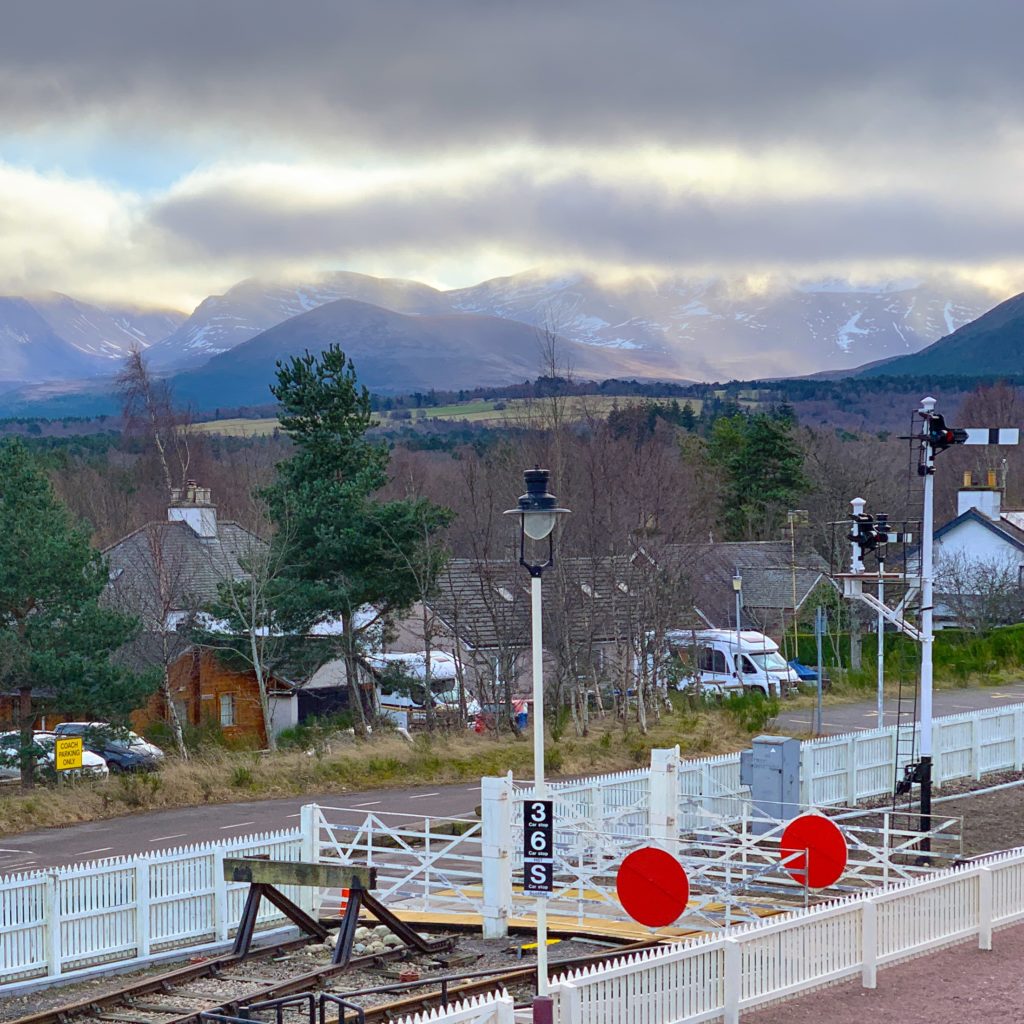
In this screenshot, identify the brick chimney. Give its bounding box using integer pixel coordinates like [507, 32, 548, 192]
[957, 469, 1002, 521]
[168, 480, 218, 537]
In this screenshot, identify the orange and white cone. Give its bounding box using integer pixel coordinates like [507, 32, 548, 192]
[339, 887, 350, 916]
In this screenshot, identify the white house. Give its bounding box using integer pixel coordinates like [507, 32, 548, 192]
[932, 470, 1024, 628]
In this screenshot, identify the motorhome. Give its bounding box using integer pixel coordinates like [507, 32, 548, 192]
[662, 628, 800, 698]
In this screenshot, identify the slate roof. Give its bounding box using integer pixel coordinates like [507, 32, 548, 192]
[672, 541, 832, 630]
[429, 557, 643, 651]
[933, 508, 1024, 555]
[103, 519, 266, 624]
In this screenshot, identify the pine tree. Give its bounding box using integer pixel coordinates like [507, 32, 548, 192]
[709, 411, 808, 539]
[264, 347, 452, 734]
[0, 441, 154, 788]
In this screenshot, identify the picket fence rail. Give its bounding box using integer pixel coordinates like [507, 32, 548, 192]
[549, 846, 1024, 1024]
[0, 827, 304, 985]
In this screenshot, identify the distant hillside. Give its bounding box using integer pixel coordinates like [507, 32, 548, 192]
[145, 271, 451, 371]
[168, 298, 666, 410]
[0, 292, 184, 383]
[859, 291, 1024, 377]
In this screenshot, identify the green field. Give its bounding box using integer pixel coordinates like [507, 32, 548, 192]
[192, 395, 704, 435]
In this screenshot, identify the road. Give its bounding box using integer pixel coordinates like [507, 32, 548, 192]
[0, 782, 481, 875]
[773, 679, 1024, 736]
[4, 682, 1024, 875]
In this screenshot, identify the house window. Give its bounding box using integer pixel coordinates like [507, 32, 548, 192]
[219, 694, 236, 727]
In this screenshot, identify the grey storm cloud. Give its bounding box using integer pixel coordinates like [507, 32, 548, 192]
[4, 0, 1024, 152]
[148, 171, 1024, 269]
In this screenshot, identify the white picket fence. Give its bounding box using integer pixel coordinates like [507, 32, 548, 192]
[0, 827, 303, 984]
[550, 846, 1024, 1024]
[394, 991, 514, 1024]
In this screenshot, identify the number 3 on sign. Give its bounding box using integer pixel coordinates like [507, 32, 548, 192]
[530, 801, 548, 824]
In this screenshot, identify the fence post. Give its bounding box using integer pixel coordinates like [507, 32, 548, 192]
[846, 736, 857, 805]
[496, 990, 517, 1024]
[298, 804, 319, 915]
[1015, 707, 1024, 771]
[723, 938, 741, 1024]
[481, 774, 514, 939]
[978, 868, 993, 951]
[213, 848, 229, 942]
[550, 980, 579, 1024]
[649, 747, 680, 850]
[972, 717, 983, 781]
[136, 859, 151, 959]
[44, 872, 61, 978]
[861, 897, 877, 988]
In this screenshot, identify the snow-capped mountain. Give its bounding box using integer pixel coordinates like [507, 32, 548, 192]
[447, 272, 993, 380]
[144, 271, 451, 371]
[0, 293, 185, 383]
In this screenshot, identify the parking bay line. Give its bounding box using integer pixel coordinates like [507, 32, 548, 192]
[149, 834, 188, 843]
[408, 793, 440, 800]
[352, 800, 381, 807]
[219, 821, 256, 830]
[78, 847, 113, 856]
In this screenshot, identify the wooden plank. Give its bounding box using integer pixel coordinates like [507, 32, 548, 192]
[223, 858, 376, 889]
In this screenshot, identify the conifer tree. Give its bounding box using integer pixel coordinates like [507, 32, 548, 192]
[0, 441, 153, 788]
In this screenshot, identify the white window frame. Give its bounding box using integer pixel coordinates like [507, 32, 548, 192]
[219, 694, 236, 727]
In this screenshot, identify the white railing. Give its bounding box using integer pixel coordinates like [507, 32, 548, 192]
[0, 828, 302, 985]
[550, 846, 1024, 1024]
[393, 991, 514, 1024]
[309, 806, 486, 918]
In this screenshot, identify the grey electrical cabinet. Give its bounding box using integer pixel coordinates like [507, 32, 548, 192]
[739, 735, 801, 834]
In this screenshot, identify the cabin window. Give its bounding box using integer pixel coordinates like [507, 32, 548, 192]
[699, 648, 727, 674]
[219, 694, 236, 727]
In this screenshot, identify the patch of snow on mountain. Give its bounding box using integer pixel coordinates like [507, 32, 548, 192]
[836, 312, 872, 352]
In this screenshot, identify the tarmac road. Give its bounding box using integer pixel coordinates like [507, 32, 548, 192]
[773, 679, 1024, 736]
[4, 681, 1024, 875]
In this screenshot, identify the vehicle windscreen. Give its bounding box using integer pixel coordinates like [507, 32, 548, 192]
[749, 652, 789, 672]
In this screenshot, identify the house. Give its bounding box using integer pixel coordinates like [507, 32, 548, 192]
[933, 470, 1024, 628]
[678, 541, 834, 636]
[385, 543, 830, 705]
[387, 557, 641, 703]
[103, 482, 298, 746]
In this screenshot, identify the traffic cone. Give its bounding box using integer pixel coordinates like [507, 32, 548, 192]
[339, 887, 350, 916]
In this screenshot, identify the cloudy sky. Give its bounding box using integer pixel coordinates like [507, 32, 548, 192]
[3, 0, 1023, 311]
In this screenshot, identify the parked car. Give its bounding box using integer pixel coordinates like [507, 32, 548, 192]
[787, 659, 832, 692]
[0, 731, 109, 782]
[54, 722, 165, 773]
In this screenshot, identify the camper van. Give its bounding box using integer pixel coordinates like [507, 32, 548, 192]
[662, 628, 800, 698]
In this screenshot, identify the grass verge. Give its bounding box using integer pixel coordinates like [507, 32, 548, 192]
[0, 704, 763, 836]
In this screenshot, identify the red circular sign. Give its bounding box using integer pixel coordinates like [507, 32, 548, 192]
[780, 815, 848, 888]
[615, 847, 690, 927]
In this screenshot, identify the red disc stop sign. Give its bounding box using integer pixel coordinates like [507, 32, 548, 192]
[780, 814, 848, 888]
[615, 847, 689, 928]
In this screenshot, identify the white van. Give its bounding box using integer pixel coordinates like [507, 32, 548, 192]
[662, 629, 800, 698]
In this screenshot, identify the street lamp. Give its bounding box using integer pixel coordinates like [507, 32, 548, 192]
[504, 467, 570, 1006]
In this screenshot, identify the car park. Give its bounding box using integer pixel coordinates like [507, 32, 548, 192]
[0, 731, 109, 782]
[53, 722, 165, 773]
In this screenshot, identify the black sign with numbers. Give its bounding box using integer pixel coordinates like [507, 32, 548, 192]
[523, 798, 554, 893]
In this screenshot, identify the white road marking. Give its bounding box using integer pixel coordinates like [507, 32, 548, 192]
[408, 792, 440, 800]
[353, 800, 381, 807]
[150, 834, 188, 843]
[285, 813, 301, 818]
[0, 848, 31, 854]
[219, 821, 256, 830]
[79, 847, 113, 856]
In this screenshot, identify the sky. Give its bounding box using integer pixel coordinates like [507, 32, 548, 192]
[3, 0, 1024, 312]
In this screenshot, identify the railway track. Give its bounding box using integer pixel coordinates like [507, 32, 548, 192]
[9, 934, 659, 1024]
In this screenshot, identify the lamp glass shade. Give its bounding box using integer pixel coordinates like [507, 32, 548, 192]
[522, 509, 558, 541]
